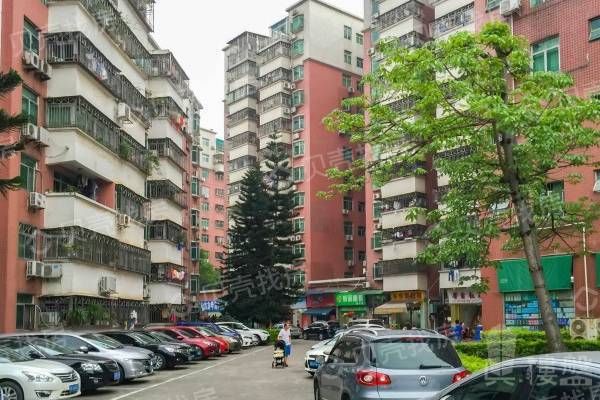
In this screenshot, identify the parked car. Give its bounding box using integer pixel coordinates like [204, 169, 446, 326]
[217, 326, 253, 348]
[346, 319, 385, 328]
[314, 329, 466, 400]
[304, 336, 337, 376]
[175, 326, 232, 354]
[426, 352, 600, 400]
[217, 322, 270, 344]
[147, 327, 219, 358]
[140, 330, 203, 361]
[29, 333, 154, 383]
[101, 331, 191, 370]
[302, 322, 333, 340]
[0, 337, 119, 392]
[0, 346, 81, 400]
[178, 322, 243, 343]
[273, 323, 302, 339]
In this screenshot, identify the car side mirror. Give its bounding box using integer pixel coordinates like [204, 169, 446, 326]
[29, 351, 42, 359]
[79, 346, 89, 354]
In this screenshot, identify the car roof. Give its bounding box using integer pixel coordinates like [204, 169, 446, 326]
[347, 329, 447, 340]
[512, 352, 600, 366]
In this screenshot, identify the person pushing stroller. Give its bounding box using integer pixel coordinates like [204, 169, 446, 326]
[276, 323, 292, 367]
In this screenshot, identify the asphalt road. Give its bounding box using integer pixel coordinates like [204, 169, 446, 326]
[85, 340, 315, 400]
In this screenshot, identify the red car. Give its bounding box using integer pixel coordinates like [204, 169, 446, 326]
[177, 326, 230, 355]
[148, 327, 220, 358]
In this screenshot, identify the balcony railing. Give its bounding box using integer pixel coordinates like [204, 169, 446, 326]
[376, 1, 426, 31]
[150, 263, 186, 285]
[54, 0, 152, 73]
[227, 131, 258, 149]
[388, 97, 416, 113]
[148, 138, 186, 170]
[258, 144, 291, 162]
[43, 226, 151, 275]
[258, 31, 291, 53]
[46, 32, 151, 125]
[146, 180, 188, 208]
[116, 184, 150, 223]
[150, 52, 190, 97]
[127, 0, 155, 31]
[258, 41, 291, 65]
[258, 68, 292, 89]
[381, 258, 426, 276]
[373, 263, 384, 280]
[258, 93, 292, 114]
[229, 155, 257, 171]
[381, 192, 427, 213]
[382, 224, 427, 242]
[46, 96, 148, 173]
[430, 3, 475, 38]
[146, 220, 186, 244]
[150, 96, 188, 122]
[227, 61, 258, 83]
[258, 117, 291, 137]
[226, 108, 259, 127]
[435, 146, 471, 162]
[226, 85, 258, 105]
[394, 31, 428, 49]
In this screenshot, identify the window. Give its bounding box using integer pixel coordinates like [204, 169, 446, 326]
[215, 236, 225, 245]
[191, 209, 200, 227]
[356, 33, 363, 45]
[201, 169, 209, 180]
[293, 65, 304, 81]
[292, 40, 304, 57]
[445, 366, 531, 400]
[356, 57, 363, 69]
[344, 221, 353, 236]
[201, 218, 210, 229]
[532, 36, 559, 72]
[20, 154, 36, 192]
[292, 115, 304, 131]
[530, 367, 600, 400]
[216, 172, 225, 182]
[344, 25, 352, 40]
[342, 147, 353, 162]
[291, 14, 304, 33]
[358, 202, 365, 212]
[358, 251, 366, 261]
[215, 204, 225, 213]
[293, 192, 305, 207]
[21, 87, 38, 123]
[374, 201, 382, 219]
[18, 223, 36, 260]
[344, 247, 354, 261]
[201, 186, 210, 198]
[342, 74, 352, 88]
[358, 226, 366, 237]
[201, 234, 209, 244]
[202, 153, 210, 163]
[530, 0, 546, 6]
[202, 138, 210, 148]
[486, 0, 500, 10]
[192, 114, 200, 133]
[590, 17, 600, 41]
[293, 140, 305, 157]
[293, 166, 304, 182]
[293, 243, 305, 259]
[191, 177, 199, 196]
[344, 50, 352, 64]
[343, 196, 353, 211]
[23, 19, 39, 55]
[215, 220, 225, 229]
[191, 146, 200, 164]
[293, 218, 305, 233]
[292, 90, 304, 106]
[201, 203, 210, 212]
[546, 181, 564, 202]
[215, 188, 225, 197]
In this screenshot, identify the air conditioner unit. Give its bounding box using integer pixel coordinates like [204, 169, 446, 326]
[43, 264, 63, 279]
[293, 235, 303, 241]
[374, 192, 382, 199]
[345, 235, 353, 241]
[368, 47, 376, 56]
[500, 0, 521, 16]
[26, 261, 44, 278]
[143, 286, 151, 299]
[117, 213, 130, 228]
[117, 102, 132, 123]
[29, 192, 46, 209]
[22, 123, 39, 141]
[22, 50, 40, 70]
[284, 108, 292, 115]
[37, 127, 50, 146]
[290, 34, 297, 40]
[376, 223, 382, 230]
[202, 227, 208, 231]
[284, 82, 296, 91]
[37, 60, 53, 81]
[293, 132, 301, 140]
[570, 318, 599, 340]
[348, 87, 355, 94]
[342, 209, 350, 215]
[291, 106, 297, 113]
[346, 260, 355, 267]
[100, 276, 117, 294]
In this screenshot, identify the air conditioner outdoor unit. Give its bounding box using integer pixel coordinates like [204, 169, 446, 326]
[117, 213, 130, 228]
[117, 102, 132, 123]
[29, 192, 46, 210]
[38, 60, 53, 81]
[293, 235, 302, 241]
[346, 260, 355, 267]
[368, 47, 376, 56]
[290, 34, 297, 40]
[293, 132, 301, 140]
[22, 50, 40, 70]
[376, 223, 382, 230]
[345, 235, 353, 241]
[21, 123, 38, 141]
[284, 82, 296, 91]
[26, 261, 44, 278]
[374, 192, 382, 199]
[143, 286, 151, 299]
[291, 106, 297, 113]
[43, 264, 63, 279]
[284, 108, 292, 115]
[500, 0, 521, 16]
[37, 127, 50, 146]
[342, 209, 350, 215]
[348, 87, 355, 94]
[570, 318, 599, 340]
[100, 276, 117, 294]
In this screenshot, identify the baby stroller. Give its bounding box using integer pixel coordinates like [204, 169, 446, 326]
[272, 340, 286, 368]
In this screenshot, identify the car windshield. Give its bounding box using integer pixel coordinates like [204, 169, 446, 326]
[175, 329, 195, 338]
[196, 328, 215, 337]
[180, 329, 202, 338]
[220, 326, 235, 334]
[0, 346, 32, 363]
[129, 332, 155, 344]
[134, 332, 161, 343]
[0, 341, 41, 359]
[148, 331, 175, 342]
[371, 338, 461, 370]
[81, 334, 124, 349]
[29, 338, 73, 356]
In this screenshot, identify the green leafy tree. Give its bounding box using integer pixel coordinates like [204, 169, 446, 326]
[0, 70, 28, 195]
[323, 23, 600, 352]
[197, 258, 221, 289]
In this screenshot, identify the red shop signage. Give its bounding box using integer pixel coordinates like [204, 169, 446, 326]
[307, 293, 336, 308]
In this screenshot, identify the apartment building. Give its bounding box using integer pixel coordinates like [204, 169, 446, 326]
[224, 0, 367, 324]
[0, 0, 201, 332]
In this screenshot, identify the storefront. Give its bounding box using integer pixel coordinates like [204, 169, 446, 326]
[498, 254, 574, 330]
[198, 300, 224, 320]
[335, 292, 367, 324]
[374, 290, 426, 328]
[303, 292, 337, 326]
[446, 288, 482, 330]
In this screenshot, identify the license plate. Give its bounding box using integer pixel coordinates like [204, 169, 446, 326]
[113, 372, 120, 381]
[308, 360, 320, 369]
[69, 384, 79, 394]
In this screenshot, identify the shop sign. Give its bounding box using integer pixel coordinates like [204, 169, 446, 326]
[335, 293, 366, 306]
[307, 293, 336, 308]
[390, 291, 425, 302]
[200, 300, 224, 312]
[447, 289, 481, 304]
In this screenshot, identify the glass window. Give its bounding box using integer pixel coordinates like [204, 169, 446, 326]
[532, 36, 559, 72]
[23, 19, 39, 55]
[215, 220, 225, 229]
[191, 241, 200, 261]
[356, 33, 363, 45]
[358, 226, 366, 237]
[293, 218, 305, 233]
[215, 172, 224, 181]
[21, 87, 38, 124]
[529, 367, 600, 400]
[293, 192, 305, 207]
[202, 153, 210, 163]
[201, 202, 210, 212]
[344, 50, 352, 64]
[201, 186, 210, 198]
[292, 90, 304, 106]
[201, 234, 209, 244]
[371, 338, 462, 370]
[292, 40, 304, 57]
[293, 243, 305, 259]
[293, 140, 305, 157]
[486, 0, 500, 9]
[447, 366, 532, 400]
[191, 177, 199, 196]
[344, 247, 354, 261]
[546, 181, 564, 202]
[358, 250, 366, 261]
[293, 65, 304, 81]
[374, 201, 382, 219]
[342, 74, 352, 88]
[191, 209, 199, 227]
[344, 221, 353, 236]
[215, 188, 225, 197]
[343, 197, 353, 211]
[201, 218, 210, 229]
[358, 202, 365, 212]
[530, 0, 546, 6]
[293, 115, 304, 131]
[202, 138, 210, 148]
[590, 17, 600, 41]
[293, 166, 305, 182]
[191, 146, 200, 164]
[344, 25, 352, 40]
[20, 154, 36, 192]
[291, 15, 304, 33]
[343, 147, 353, 162]
[356, 57, 363, 69]
[201, 169, 209, 180]
[18, 223, 36, 260]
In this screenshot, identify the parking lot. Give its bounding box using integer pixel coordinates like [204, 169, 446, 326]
[84, 340, 314, 400]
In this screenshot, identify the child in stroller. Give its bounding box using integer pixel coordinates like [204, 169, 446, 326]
[272, 340, 286, 368]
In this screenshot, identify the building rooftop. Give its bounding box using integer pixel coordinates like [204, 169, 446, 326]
[286, 0, 364, 22]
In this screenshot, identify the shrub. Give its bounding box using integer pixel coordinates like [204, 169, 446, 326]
[457, 352, 494, 373]
[268, 328, 280, 342]
[456, 337, 600, 360]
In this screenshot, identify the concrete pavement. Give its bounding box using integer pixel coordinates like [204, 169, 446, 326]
[85, 339, 316, 400]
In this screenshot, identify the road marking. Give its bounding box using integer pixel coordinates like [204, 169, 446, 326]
[108, 347, 271, 400]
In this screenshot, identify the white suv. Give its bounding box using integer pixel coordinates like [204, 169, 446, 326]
[0, 347, 81, 400]
[216, 322, 270, 345]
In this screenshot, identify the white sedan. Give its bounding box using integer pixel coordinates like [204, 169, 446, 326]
[304, 337, 337, 376]
[0, 347, 81, 400]
[216, 322, 270, 345]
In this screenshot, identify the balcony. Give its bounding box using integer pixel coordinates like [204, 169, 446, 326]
[116, 184, 150, 223]
[150, 52, 190, 98]
[382, 239, 427, 261]
[226, 108, 259, 127]
[430, 3, 475, 39]
[229, 155, 257, 172]
[127, 0, 155, 31]
[258, 31, 291, 53]
[381, 176, 426, 199]
[258, 41, 291, 65]
[148, 138, 186, 170]
[435, 146, 471, 162]
[146, 220, 186, 245]
[381, 207, 427, 229]
[258, 144, 291, 162]
[226, 85, 258, 105]
[381, 258, 427, 276]
[43, 226, 151, 275]
[146, 180, 188, 208]
[46, 96, 149, 173]
[391, 31, 428, 49]
[259, 68, 292, 89]
[376, 1, 427, 32]
[258, 117, 291, 138]
[46, 32, 151, 125]
[227, 61, 258, 83]
[439, 267, 481, 289]
[381, 192, 427, 213]
[258, 93, 292, 114]
[373, 263, 384, 280]
[150, 263, 186, 285]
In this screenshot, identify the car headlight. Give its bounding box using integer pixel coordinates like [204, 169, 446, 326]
[163, 346, 177, 353]
[22, 371, 56, 382]
[80, 363, 103, 373]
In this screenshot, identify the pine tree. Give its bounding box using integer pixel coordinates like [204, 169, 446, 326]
[0, 70, 28, 196]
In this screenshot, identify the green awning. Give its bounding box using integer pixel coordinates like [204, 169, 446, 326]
[339, 306, 368, 312]
[357, 290, 384, 296]
[497, 255, 573, 293]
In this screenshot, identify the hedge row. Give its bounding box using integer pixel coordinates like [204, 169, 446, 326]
[456, 338, 600, 359]
[482, 329, 571, 342]
[457, 352, 494, 373]
[267, 328, 280, 342]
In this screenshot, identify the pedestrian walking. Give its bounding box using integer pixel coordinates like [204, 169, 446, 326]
[128, 309, 137, 330]
[453, 319, 463, 342]
[277, 323, 292, 367]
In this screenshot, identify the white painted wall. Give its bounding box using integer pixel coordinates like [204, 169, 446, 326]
[259, 82, 289, 101]
[434, 0, 473, 18]
[259, 56, 292, 77]
[381, 176, 426, 198]
[150, 199, 183, 226]
[382, 239, 427, 261]
[147, 241, 183, 265]
[147, 78, 186, 112]
[229, 98, 258, 115]
[383, 273, 428, 291]
[229, 144, 257, 160]
[147, 283, 184, 305]
[381, 208, 427, 229]
[148, 119, 185, 150]
[150, 159, 183, 189]
[229, 121, 258, 137]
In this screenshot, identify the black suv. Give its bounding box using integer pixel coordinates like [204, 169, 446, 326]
[0, 337, 120, 392]
[302, 322, 334, 340]
[101, 331, 190, 370]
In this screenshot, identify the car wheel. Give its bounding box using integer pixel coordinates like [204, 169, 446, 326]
[117, 364, 126, 383]
[0, 381, 23, 400]
[154, 353, 166, 370]
[318, 333, 324, 340]
[314, 383, 322, 400]
[303, 332, 308, 340]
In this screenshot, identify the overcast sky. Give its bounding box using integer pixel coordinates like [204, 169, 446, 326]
[153, 0, 364, 136]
